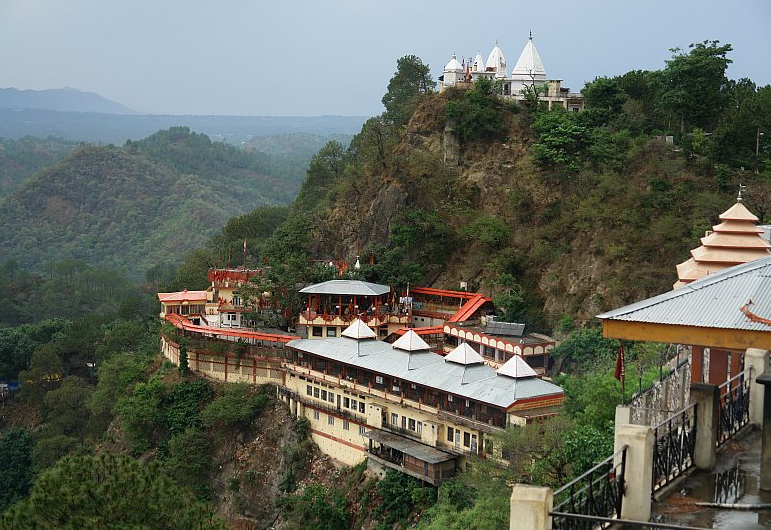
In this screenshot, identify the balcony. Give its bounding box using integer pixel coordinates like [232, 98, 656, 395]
[298, 311, 409, 329]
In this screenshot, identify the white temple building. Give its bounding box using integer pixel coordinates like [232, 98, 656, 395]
[439, 35, 584, 112]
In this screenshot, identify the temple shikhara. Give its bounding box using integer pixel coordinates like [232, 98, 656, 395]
[439, 34, 584, 111]
[158, 271, 564, 484]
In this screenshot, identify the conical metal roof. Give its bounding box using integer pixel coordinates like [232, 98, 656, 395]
[444, 342, 485, 365]
[392, 329, 430, 352]
[341, 319, 376, 340]
[497, 355, 537, 379]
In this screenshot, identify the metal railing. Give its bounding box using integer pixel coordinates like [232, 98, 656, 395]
[652, 403, 697, 493]
[551, 446, 627, 529]
[717, 367, 752, 447]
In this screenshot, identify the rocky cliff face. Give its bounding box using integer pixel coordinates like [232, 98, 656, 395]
[306, 93, 733, 329]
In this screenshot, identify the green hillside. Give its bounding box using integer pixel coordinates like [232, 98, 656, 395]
[0, 136, 77, 199]
[0, 127, 295, 278]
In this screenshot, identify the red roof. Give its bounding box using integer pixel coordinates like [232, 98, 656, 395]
[394, 326, 444, 336]
[158, 290, 207, 303]
[410, 286, 476, 300]
[448, 294, 490, 323]
[164, 314, 298, 343]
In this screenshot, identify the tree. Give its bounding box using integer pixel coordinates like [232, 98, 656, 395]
[0, 429, 34, 513]
[2, 454, 224, 528]
[178, 341, 189, 374]
[446, 77, 508, 142]
[382, 55, 436, 127]
[657, 40, 733, 132]
[200, 384, 268, 431]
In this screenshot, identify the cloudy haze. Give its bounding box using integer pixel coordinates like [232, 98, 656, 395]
[1, 0, 769, 116]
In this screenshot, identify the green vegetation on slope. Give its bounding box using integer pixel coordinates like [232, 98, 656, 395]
[0, 136, 77, 199]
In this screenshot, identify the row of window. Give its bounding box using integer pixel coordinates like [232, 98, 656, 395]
[310, 409, 366, 434]
[390, 413, 423, 435]
[305, 383, 366, 414]
[447, 426, 478, 451]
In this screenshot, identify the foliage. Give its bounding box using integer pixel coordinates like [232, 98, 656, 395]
[0, 136, 76, 199]
[2, 454, 224, 528]
[0, 319, 67, 380]
[446, 77, 508, 142]
[550, 326, 619, 370]
[200, 383, 268, 431]
[281, 484, 350, 530]
[165, 427, 211, 489]
[375, 470, 434, 528]
[459, 215, 510, 248]
[382, 55, 436, 127]
[0, 429, 34, 513]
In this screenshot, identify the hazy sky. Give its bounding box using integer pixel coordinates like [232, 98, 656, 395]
[1, 0, 769, 116]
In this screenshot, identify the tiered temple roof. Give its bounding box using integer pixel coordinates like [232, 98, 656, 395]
[675, 198, 770, 288]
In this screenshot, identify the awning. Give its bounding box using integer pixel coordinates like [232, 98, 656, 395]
[363, 430, 456, 464]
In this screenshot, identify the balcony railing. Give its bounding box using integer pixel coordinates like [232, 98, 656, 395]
[652, 403, 697, 493]
[717, 368, 752, 446]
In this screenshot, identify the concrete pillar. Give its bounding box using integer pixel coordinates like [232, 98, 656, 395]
[730, 351, 743, 386]
[757, 370, 771, 491]
[690, 383, 719, 471]
[614, 406, 632, 466]
[691, 345, 704, 383]
[509, 485, 552, 530]
[747, 349, 770, 428]
[617, 424, 654, 522]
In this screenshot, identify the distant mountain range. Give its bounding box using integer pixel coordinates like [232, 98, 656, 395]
[0, 87, 369, 145]
[0, 87, 137, 114]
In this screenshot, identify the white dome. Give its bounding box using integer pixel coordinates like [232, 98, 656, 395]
[444, 53, 463, 73]
[485, 41, 507, 78]
[472, 52, 485, 73]
[512, 36, 546, 80]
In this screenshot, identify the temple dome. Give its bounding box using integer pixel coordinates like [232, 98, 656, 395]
[342, 318, 377, 340]
[497, 355, 537, 379]
[674, 197, 771, 288]
[512, 35, 546, 80]
[485, 41, 507, 77]
[472, 51, 485, 73]
[444, 53, 463, 73]
[444, 342, 485, 365]
[392, 329, 430, 352]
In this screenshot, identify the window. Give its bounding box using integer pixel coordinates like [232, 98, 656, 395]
[321, 390, 327, 401]
[417, 421, 423, 435]
[306, 385, 312, 396]
[375, 375, 384, 384]
[351, 399, 357, 410]
[328, 415, 335, 425]
[463, 432, 471, 448]
[359, 425, 367, 435]
[328, 392, 335, 403]
[313, 387, 320, 398]
[343, 420, 350, 431]
[408, 418, 416, 431]
[447, 427, 454, 442]
[343, 397, 350, 408]
[466, 400, 471, 408]
[401, 416, 406, 429]
[326, 327, 337, 337]
[312, 326, 323, 337]
[313, 409, 319, 420]
[232, 296, 241, 307]
[391, 413, 398, 425]
[447, 394, 453, 402]
[359, 402, 365, 413]
[410, 383, 417, 389]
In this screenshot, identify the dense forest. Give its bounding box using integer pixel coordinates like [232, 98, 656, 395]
[2, 39, 771, 528]
[0, 127, 311, 278]
[0, 136, 77, 198]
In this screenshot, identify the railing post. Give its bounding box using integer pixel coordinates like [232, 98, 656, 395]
[509, 485, 552, 530]
[690, 383, 719, 470]
[747, 349, 770, 428]
[614, 405, 632, 467]
[617, 424, 653, 522]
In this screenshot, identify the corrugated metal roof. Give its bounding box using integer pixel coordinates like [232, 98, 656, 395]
[363, 430, 455, 463]
[299, 280, 390, 296]
[286, 336, 563, 409]
[597, 256, 771, 331]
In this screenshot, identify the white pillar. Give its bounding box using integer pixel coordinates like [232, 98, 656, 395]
[614, 406, 632, 467]
[617, 424, 654, 522]
[747, 348, 770, 428]
[690, 383, 719, 471]
[509, 485, 552, 530]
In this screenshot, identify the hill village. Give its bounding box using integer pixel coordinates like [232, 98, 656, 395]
[157, 186, 771, 497]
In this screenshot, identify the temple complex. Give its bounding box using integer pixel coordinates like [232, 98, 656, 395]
[439, 34, 584, 111]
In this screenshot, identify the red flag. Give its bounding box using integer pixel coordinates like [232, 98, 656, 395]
[614, 346, 625, 381]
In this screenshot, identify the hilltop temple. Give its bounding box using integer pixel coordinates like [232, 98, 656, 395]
[439, 34, 584, 111]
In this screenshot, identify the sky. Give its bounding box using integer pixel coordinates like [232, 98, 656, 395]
[1, 0, 770, 117]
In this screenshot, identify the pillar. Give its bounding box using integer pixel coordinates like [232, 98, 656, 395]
[730, 350, 743, 386]
[617, 424, 654, 522]
[690, 383, 719, 471]
[509, 485, 552, 530]
[708, 349, 729, 386]
[614, 406, 632, 467]
[757, 369, 771, 491]
[691, 345, 704, 383]
[746, 348, 770, 428]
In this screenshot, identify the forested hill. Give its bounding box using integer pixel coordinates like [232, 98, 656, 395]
[0, 136, 77, 199]
[0, 127, 294, 278]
